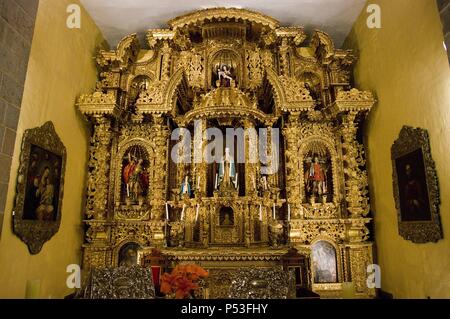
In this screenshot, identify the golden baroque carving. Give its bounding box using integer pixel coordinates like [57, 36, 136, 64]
[85, 117, 112, 219]
[77, 8, 376, 298]
[342, 112, 370, 217]
[289, 219, 346, 244]
[77, 91, 119, 117]
[279, 76, 313, 102]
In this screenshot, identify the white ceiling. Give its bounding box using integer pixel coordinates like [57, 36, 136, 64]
[80, 0, 367, 49]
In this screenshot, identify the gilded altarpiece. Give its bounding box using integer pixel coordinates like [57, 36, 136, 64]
[77, 8, 376, 297]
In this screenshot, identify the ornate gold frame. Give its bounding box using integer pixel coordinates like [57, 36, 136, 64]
[391, 126, 442, 243]
[12, 121, 67, 254]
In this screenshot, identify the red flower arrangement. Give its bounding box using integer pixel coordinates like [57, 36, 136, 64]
[160, 264, 208, 299]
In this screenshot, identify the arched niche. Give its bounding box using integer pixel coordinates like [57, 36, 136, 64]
[166, 69, 190, 115]
[311, 240, 338, 284]
[117, 241, 142, 267]
[115, 141, 153, 207]
[297, 71, 322, 105]
[219, 206, 234, 226]
[208, 49, 243, 88]
[299, 138, 340, 205]
[211, 202, 243, 245]
[260, 77, 276, 114]
[263, 68, 284, 114]
[128, 75, 152, 110]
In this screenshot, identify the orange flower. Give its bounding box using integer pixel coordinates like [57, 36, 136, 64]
[160, 264, 208, 299]
[174, 276, 198, 299]
[160, 273, 174, 294]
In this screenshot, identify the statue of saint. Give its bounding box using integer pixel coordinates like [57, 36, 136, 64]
[180, 175, 191, 197]
[217, 64, 233, 87]
[123, 152, 149, 202]
[259, 175, 269, 195]
[222, 213, 233, 226]
[305, 156, 328, 201]
[218, 147, 237, 188]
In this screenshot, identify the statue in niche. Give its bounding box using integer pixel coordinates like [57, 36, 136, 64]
[217, 147, 238, 189]
[122, 147, 149, 205]
[258, 175, 269, 195]
[304, 154, 329, 204]
[222, 213, 233, 226]
[214, 63, 235, 88]
[219, 207, 234, 226]
[129, 76, 150, 106]
[180, 175, 191, 198]
[217, 64, 233, 87]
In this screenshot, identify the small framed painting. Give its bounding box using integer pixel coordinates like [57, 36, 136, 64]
[13, 122, 66, 254]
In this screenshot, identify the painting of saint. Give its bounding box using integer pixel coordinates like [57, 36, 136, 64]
[312, 241, 338, 283]
[118, 242, 141, 267]
[23, 145, 62, 221]
[395, 149, 431, 221]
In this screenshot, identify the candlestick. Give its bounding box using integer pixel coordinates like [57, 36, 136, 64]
[195, 204, 199, 222]
[197, 176, 200, 189]
[181, 204, 186, 221]
[288, 204, 291, 221]
[165, 202, 169, 220]
[215, 173, 218, 189]
[259, 204, 262, 221]
[273, 203, 276, 220]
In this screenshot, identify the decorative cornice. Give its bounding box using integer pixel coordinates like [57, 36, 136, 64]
[168, 7, 279, 30]
[77, 91, 120, 117]
[333, 88, 375, 112]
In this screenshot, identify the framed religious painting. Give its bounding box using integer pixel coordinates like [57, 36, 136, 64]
[12, 122, 66, 254]
[391, 126, 442, 243]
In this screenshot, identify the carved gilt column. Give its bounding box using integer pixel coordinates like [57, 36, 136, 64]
[193, 118, 208, 196]
[341, 110, 369, 218]
[279, 38, 290, 76]
[160, 42, 172, 80]
[243, 119, 257, 195]
[150, 116, 170, 220]
[283, 114, 301, 218]
[86, 116, 113, 220]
